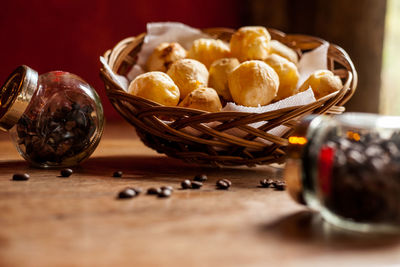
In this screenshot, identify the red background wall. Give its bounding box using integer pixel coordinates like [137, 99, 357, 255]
[0, 0, 241, 120]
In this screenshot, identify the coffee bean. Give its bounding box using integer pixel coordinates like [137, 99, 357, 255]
[365, 145, 384, 158]
[194, 174, 207, 182]
[337, 138, 352, 151]
[133, 187, 142, 195]
[117, 188, 136, 199]
[334, 150, 347, 168]
[369, 157, 386, 172]
[15, 100, 97, 166]
[64, 121, 77, 131]
[60, 168, 73, 177]
[275, 181, 286, 191]
[158, 188, 172, 198]
[216, 179, 230, 190]
[12, 173, 30, 181]
[221, 179, 232, 186]
[260, 179, 267, 187]
[147, 187, 161, 195]
[112, 171, 123, 178]
[346, 149, 366, 166]
[385, 141, 400, 157]
[161, 186, 173, 192]
[260, 179, 275, 188]
[72, 103, 81, 110]
[191, 181, 203, 189]
[325, 134, 400, 223]
[181, 179, 192, 189]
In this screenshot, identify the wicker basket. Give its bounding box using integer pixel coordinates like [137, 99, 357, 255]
[100, 27, 357, 167]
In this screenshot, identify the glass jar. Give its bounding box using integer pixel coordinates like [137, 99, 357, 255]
[285, 113, 400, 233]
[0, 65, 104, 168]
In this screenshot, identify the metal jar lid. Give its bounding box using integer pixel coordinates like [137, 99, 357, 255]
[0, 65, 38, 131]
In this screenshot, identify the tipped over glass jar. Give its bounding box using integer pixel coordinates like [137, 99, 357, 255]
[0, 65, 104, 168]
[285, 113, 400, 233]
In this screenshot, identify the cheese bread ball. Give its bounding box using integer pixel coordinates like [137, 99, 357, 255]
[264, 54, 299, 101]
[146, 42, 187, 72]
[208, 58, 240, 101]
[298, 70, 343, 99]
[188, 38, 231, 68]
[167, 59, 209, 99]
[228, 60, 279, 107]
[179, 87, 222, 112]
[128, 72, 180, 106]
[270, 40, 298, 64]
[230, 26, 271, 62]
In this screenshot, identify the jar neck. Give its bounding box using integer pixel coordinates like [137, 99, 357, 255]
[0, 65, 38, 131]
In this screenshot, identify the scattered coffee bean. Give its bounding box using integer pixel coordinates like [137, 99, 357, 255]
[117, 188, 136, 199]
[194, 174, 207, 182]
[60, 168, 73, 177]
[158, 188, 172, 198]
[221, 179, 232, 186]
[112, 171, 123, 177]
[147, 187, 161, 195]
[275, 181, 286, 191]
[161, 186, 174, 192]
[133, 187, 142, 195]
[191, 181, 203, 189]
[181, 179, 192, 189]
[260, 179, 267, 187]
[216, 179, 230, 190]
[12, 173, 30, 181]
[260, 179, 275, 188]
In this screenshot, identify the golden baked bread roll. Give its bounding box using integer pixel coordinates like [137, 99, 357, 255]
[128, 71, 180, 106]
[146, 42, 187, 72]
[167, 59, 209, 99]
[179, 87, 222, 112]
[298, 70, 343, 99]
[270, 40, 298, 64]
[264, 54, 299, 101]
[230, 26, 271, 62]
[208, 58, 240, 101]
[188, 38, 230, 68]
[228, 60, 279, 107]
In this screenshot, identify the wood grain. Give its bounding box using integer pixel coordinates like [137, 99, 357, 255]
[0, 122, 400, 267]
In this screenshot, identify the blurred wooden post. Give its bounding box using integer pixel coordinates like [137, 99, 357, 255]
[242, 0, 387, 113]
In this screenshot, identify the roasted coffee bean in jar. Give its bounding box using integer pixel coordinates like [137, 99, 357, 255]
[285, 113, 400, 233]
[0, 65, 104, 168]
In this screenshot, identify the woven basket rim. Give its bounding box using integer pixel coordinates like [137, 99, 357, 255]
[100, 26, 358, 113]
[98, 26, 358, 167]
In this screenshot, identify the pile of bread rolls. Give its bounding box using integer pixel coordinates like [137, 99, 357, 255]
[127, 26, 343, 112]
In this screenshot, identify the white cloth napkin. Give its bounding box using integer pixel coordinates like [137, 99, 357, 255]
[220, 88, 315, 145]
[297, 41, 329, 87]
[100, 56, 129, 91]
[126, 22, 211, 82]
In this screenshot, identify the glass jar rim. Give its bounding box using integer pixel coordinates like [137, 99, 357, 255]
[0, 65, 38, 131]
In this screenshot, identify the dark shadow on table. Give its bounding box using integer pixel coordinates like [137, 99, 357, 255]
[79, 155, 283, 186]
[0, 160, 29, 171]
[259, 210, 400, 250]
[0, 155, 283, 187]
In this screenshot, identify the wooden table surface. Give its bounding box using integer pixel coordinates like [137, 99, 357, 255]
[1, 121, 400, 267]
